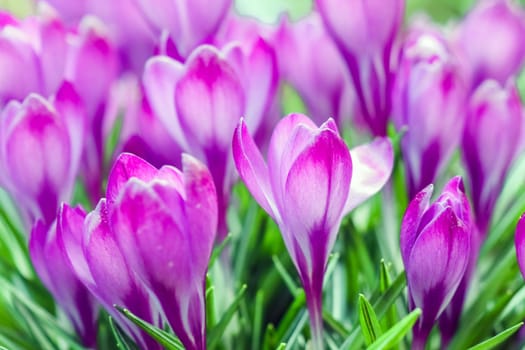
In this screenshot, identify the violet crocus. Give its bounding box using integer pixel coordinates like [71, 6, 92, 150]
[143, 43, 278, 240]
[462, 80, 523, 237]
[233, 113, 393, 349]
[272, 13, 355, 128]
[400, 176, 472, 349]
[0, 83, 85, 229]
[61, 153, 217, 350]
[392, 28, 467, 199]
[29, 220, 98, 348]
[316, 0, 404, 136]
[133, 0, 231, 59]
[454, 0, 525, 91]
[515, 213, 525, 280]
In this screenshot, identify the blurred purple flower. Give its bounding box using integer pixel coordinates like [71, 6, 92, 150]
[454, 0, 525, 90]
[143, 44, 278, 239]
[272, 13, 356, 128]
[400, 176, 472, 349]
[233, 113, 393, 349]
[0, 83, 85, 228]
[515, 213, 525, 280]
[316, 0, 404, 136]
[462, 80, 523, 236]
[29, 219, 98, 348]
[392, 28, 467, 199]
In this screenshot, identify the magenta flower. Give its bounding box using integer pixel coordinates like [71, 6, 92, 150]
[143, 43, 277, 239]
[233, 113, 393, 349]
[272, 13, 355, 128]
[134, 0, 231, 59]
[392, 28, 467, 199]
[316, 0, 404, 136]
[454, 0, 525, 90]
[29, 219, 98, 348]
[0, 84, 85, 228]
[60, 153, 217, 350]
[400, 176, 472, 349]
[462, 80, 522, 236]
[515, 213, 525, 280]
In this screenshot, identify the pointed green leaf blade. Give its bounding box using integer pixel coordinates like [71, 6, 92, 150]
[358, 294, 383, 346]
[368, 308, 421, 350]
[467, 322, 524, 350]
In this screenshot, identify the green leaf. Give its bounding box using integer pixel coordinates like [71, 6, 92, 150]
[108, 316, 134, 350]
[207, 284, 247, 350]
[358, 294, 383, 346]
[251, 291, 265, 350]
[467, 322, 524, 350]
[209, 233, 232, 268]
[115, 305, 185, 350]
[275, 343, 286, 350]
[368, 308, 421, 350]
[272, 255, 300, 296]
[104, 114, 123, 165]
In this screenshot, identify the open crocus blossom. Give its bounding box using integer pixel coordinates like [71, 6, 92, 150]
[400, 176, 472, 349]
[462, 80, 523, 236]
[392, 27, 467, 199]
[59, 153, 217, 350]
[233, 113, 393, 349]
[0, 83, 85, 229]
[316, 0, 404, 136]
[143, 43, 277, 240]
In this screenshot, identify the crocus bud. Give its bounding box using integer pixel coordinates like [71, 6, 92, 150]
[515, 213, 525, 280]
[272, 13, 355, 128]
[58, 203, 163, 350]
[454, 0, 525, 90]
[233, 113, 393, 349]
[316, 0, 404, 136]
[462, 80, 523, 236]
[133, 0, 231, 58]
[143, 44, 277, 240]
[400, 176, 472, 349]
[29, 220, 98, 348]
[392, 28, 467, 199]
[0, 83, 85, 229]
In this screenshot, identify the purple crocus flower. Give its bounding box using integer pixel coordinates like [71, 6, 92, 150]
[515, 213, 525, 280]
[392, 27, 467, 199]
[61, 153, 217, 350]
[316, 0, 404, 136]
[29, 219, 98, 348]
[400, 176, 472, 349]
[0, 84, 85, 229]
[462, 80, 522, 236]
[133, 0, 231, 59]
[233, 113, 393, 349]
[58, 203, 163, 350]
[454, 0, 525, 91]
[143, 43, 278, 240]
[272, 13, 355, 128]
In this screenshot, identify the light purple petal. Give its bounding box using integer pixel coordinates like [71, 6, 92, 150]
[232, 119, 277, 219]
[345, 137, 393, 213]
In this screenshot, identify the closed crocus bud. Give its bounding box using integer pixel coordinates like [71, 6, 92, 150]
[392, 28, 467, 199]
[401, 176, 472, 349]
[144, 44, 277, 239]
[58, 203, 163, 350]
[454, 0, 525, 90]
[316, 0, 404, 136]
[272, 13, 355, 128]
[108, 153, 216, 350]
[134, 0, 231, 58]
[0, 83, 85, 229]
[29, 220, 98, 348]
[233, 113, 393, 350]
[462, 80, 523, 236]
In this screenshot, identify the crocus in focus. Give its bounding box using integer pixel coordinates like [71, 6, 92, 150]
[392, 28, 467, 199]
[233, 113, 393, 349]
[316, 0, 404, 136]
[0, 84, 85, 229]
[143, 43, 277, 239]
[29, 220, 98, 348]
[462, 80, 523, 236]
[401, 176, 472, 349]
[454, 0, 525, 90]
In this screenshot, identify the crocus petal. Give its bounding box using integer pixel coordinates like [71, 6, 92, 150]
[232, 119, 277, 218]
[407, 207, 470, 324]
[345, 137, 394, 213]
[516, 214, 525, 280]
